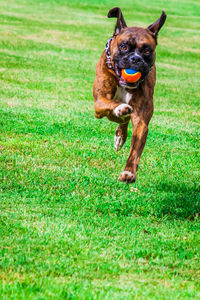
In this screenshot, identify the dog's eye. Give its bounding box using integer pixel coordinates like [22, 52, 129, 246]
[145, 50, 150, 55]
[120, 44, 128, 51]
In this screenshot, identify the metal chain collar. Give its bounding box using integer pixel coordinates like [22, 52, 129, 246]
[105, 37, 113, 69]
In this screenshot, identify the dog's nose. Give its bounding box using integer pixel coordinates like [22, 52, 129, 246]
[129, 54, 142, 64]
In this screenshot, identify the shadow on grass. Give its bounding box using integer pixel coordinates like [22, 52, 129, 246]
[93, 179, 200, 220]
[152, 181, 200, 219]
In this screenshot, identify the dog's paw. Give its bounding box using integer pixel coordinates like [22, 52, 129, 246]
[113, 104, 133, 118]
[118, 171, 136, 183]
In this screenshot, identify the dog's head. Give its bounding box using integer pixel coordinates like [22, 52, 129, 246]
[107, 7, 166, 88]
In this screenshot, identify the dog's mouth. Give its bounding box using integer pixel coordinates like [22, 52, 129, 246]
[115, 66, 142, 89]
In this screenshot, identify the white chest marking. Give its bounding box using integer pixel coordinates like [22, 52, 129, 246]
[114, 86, 132, 104]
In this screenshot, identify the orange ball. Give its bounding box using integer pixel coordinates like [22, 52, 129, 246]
[121, 69, 141, 83]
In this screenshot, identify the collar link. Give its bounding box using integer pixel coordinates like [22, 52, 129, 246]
[105, 37, 113, 69]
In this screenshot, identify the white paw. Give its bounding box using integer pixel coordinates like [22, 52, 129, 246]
[118, 171, 136, 183]
[114, 135, 124, 151]
[113, 104, 133, 118]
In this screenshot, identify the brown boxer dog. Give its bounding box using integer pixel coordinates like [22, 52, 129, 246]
[93, 7, 166, 183]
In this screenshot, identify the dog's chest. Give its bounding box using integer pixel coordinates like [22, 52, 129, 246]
[114, 86, 132, 104]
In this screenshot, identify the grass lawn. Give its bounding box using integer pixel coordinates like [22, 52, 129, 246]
[0, 0, 200, 298]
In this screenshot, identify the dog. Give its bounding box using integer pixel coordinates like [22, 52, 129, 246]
[93, 7, 166, 183]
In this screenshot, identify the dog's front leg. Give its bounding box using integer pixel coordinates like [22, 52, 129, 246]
[119, 109, 153, 183]
[94, 96, 133, 124]
[119, 120, 148, 183]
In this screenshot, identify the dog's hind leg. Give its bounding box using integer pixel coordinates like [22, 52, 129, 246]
[114, 122, 129, 151]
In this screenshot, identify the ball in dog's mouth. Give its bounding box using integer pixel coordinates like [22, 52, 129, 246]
[121, 69, 141, 83]
[114, 65, 142, 88]
[115, 67, 141, 89]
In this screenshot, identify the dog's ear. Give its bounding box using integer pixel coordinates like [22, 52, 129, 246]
[147, 11, 167, 38]
[107, 7, 127, 35]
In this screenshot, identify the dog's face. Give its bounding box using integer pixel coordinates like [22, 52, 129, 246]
[111, 27, 156, 88]
[108, 8, 166, 88]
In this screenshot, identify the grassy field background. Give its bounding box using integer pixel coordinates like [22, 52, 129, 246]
[0, 0, 200, 298]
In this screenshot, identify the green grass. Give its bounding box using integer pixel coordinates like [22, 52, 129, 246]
[0, 0, 200, 299]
